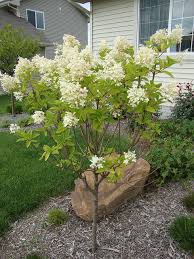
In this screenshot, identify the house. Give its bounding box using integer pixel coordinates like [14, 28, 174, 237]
[0, 0, 89, 58]
[73, 0, 194, 84]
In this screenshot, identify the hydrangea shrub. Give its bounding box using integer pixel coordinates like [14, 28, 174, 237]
[0, 27, 182, 252]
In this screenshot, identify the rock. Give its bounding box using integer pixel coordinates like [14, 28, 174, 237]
[71, 158, 150, 221]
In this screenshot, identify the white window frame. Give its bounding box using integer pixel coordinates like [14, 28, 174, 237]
[26, 9, 45, 30]
[137, 0, 194, 54]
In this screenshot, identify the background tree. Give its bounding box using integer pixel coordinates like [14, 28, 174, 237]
[0, 24, 40, 116]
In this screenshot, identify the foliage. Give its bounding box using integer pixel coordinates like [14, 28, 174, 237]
[0, 29, 183, 251]
[183, 192, 194, 212]
[18, 117, 32, 127]
[0, 119, 12, 128]
[170, 216, 194, 253]
[0, 133, 75, 235]
[26, 254, 46, 259]
[173, 82, 194, 120]
[47, 209, 69, 226]
[0, 94, 10, 114]
[0, 24, 40, 75]
[148, 120, 194, 186]
[6, 103, 23, 114]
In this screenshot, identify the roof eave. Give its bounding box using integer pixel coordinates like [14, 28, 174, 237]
[67, 0, 90, 18]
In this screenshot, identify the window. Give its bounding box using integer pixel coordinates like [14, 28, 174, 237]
[171, 0, 194, 52]
[139, 0, 194, 52]
[27, 9, 45, 30]
[139, 0, 170, 45]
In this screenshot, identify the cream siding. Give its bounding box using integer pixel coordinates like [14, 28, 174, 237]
[92, 0, 137, 52]
[91, 0, 194, 84]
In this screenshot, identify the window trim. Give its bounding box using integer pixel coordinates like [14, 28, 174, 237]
[137, 0, 194, 54]
[26, 9, 45, 30]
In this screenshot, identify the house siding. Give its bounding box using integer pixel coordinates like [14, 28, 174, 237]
[92, 0, 137, 52]
[91, 0, 194, 84]
[19, 0, 88, 58]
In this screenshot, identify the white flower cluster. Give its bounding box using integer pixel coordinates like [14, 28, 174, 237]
[99, 40, 109, 53]
[63, 112, 79, 128]
[9, 123, 20, 134]
[150, 25, 182, 45]
[32, 55, 58, 87]
[32, 111, 45, 124]
[135, 46, 157, 68]
[127, 83, 149, 108]
[60, 80, 88, 107]
[90, 155, 105, 170]
[96, 52, 125, 83]
[0, 74, 19, 93]
[150, 28, 168, 45]
[14, 57, 34, 80]
[160, 82, 178, 102]
[14, 91, 23, 101]
[63, 34, 80, 48]
[113, 36, 131, 53]
[56, 36, 92, 82]
[170, 25, 182, 44]
[123, 150, 137, 165]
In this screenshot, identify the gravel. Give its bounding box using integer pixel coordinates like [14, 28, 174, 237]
[0, 182, 193, 259]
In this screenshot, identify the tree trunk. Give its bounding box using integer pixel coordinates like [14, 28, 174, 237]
[11, 93, 15, 117]
[92, 172, 99, 254]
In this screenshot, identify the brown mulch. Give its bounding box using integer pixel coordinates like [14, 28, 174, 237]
[0, 182, 193, 259]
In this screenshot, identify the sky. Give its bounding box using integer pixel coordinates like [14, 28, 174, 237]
[81, 3, 90, 10]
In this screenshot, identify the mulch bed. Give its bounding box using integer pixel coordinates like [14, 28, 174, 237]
[0, 182, 193, 259]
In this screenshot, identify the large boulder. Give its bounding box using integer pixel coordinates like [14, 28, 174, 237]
[71, 158, 150, 221]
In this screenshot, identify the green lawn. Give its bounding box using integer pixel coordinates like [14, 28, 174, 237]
[0, 95, 10, 114]
[0, 133, 75, 235]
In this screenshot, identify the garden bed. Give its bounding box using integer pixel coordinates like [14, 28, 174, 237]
[0, 182, 193, 259]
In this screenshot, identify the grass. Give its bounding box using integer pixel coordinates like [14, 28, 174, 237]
[0, 132, 75, 235]
[0, 94, 10, 114]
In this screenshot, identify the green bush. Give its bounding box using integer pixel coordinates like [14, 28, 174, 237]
[159, 119, 194, 140]
[148, 120, 194, 186]
[26, 254, 45, 259]
[173, 82, 194, 120]
[47, 209, 69, 226]
[183, 192, 194, 212]
[6, 103, 23, 114]
[170, 216, 194, 253]
[18, 117, 32, 127]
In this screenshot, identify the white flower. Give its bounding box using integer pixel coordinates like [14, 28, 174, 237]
[127, 83, 149, 108]
[14, 57, 34, 80]
[90, 155, 105, 170]
[123, 150, 137, 165]
[99, 40, 109, 53]
[9, 124, 20, 134]
[32, 111, 45, 124]
[170, 25, 182, 44]
[80, 46, 93, 64]
[96, 52, 125, 83]
[135, 46, 157, 68]
[150, 28, 168, 45]
[14, 91, 23, 101]
[60, 80, 88, 107]
[63, 112, 79, 128]
[63, 34, 80, 48]
[0, 74, 19, 93]
[160, 82, 178, 102]
[113, 36, 130, 52]
[32, 55, 58, 86]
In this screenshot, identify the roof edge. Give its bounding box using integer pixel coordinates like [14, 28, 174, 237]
[67, 0, 90, 18]
[71, 0, 90, 3]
